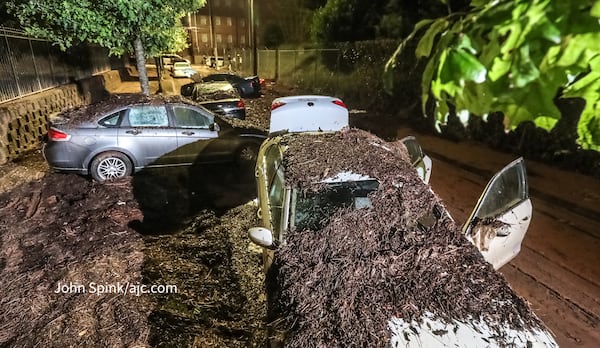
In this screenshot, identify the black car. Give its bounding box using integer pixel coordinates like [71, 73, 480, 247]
[201, 73, 262, 97]
[181, 81, 246, 119]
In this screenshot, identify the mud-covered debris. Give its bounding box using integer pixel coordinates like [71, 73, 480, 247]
[0, 174, 150, 347]
[267, 128, 546, 347]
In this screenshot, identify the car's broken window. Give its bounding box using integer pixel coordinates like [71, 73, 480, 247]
[128, 106, 169, 127]
[291, 180, 379, 231]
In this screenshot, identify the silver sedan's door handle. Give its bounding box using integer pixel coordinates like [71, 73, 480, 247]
[125, 129, 142, 135]
[182, 131, 195, 136]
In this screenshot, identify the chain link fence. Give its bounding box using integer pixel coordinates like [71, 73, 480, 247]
[0, 26, 112, 104]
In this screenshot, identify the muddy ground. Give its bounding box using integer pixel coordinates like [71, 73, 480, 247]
[0, 87, 287, 347]
[0, 82, 598, 347]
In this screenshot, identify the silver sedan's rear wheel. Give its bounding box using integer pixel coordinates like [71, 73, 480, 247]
[90, 151, 132, 182]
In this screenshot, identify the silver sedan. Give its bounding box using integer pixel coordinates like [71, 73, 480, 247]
[43, 94, 266, 181]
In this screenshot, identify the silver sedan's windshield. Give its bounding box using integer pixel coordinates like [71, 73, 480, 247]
[290, 180, 379, 231]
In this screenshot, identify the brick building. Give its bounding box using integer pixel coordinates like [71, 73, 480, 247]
[181, 0, 258, 64]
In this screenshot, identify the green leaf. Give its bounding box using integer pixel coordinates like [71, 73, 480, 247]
[534, 116, 559, 130]
[488, 57, 511, 81]
[416, 19, 449, 58]
[439, 48, 487, 84]
[592, 1, 600, 17]
[511, 45, 540, 88]
[577, 100, 600, 151]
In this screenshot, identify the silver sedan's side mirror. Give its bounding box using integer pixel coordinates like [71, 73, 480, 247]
[248, 227, 276, 249]
[210, 122, 220, 132]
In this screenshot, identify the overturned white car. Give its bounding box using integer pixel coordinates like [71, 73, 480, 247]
[249, 95, 558, 347]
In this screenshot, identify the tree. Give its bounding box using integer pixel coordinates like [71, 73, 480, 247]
[384, 0, 600, 151]
[7, 0, 205, 96]
[310, 0, 469, 44]
[263, 23, 285, 49]
[257, 0, 314, 45]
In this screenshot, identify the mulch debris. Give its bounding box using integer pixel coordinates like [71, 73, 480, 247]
[0, 174, 150, 347]
[268, 128, 546, 347]
[0, 84, 550, 347]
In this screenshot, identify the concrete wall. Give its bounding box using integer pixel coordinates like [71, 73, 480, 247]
[0, 70, 123, 165]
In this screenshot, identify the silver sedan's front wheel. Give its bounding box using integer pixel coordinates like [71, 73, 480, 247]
[90, 151, 132, 182]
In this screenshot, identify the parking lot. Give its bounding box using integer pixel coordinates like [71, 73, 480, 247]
[0, 80, 598, 347]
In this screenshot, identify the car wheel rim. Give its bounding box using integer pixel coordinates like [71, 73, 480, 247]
[97, 157, 127, 180]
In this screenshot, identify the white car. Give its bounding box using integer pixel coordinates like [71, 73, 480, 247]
[160, 54, 189, 69]
[248, 95, 558, 347]
[171, 61, 197, 78]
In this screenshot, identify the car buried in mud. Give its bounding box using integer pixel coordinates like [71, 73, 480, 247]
[248, 96, 558, 347]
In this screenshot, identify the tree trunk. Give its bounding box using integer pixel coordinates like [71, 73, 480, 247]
[133, 36, 150, 96]
[154, 57, 163, 93]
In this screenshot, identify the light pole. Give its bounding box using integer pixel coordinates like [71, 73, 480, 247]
[249, 0, 257, 75]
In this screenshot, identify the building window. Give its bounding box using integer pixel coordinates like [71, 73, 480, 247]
[226, 17, 232, 26]
[200, 16, 207, 25]
[240, 19, 246, 27]
[227, 34, 233, 43]
[214, 0, 221, 7]
[216, 34, 222, 43]
[225, 0, 232, 7]
[201, 33, 209, 43]
[215, 16, 221, 25]
[240, 35, 246, 45]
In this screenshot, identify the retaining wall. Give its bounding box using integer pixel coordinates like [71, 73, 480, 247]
[0, 70, 123, 164]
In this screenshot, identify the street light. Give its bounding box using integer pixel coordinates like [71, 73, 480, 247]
[249, 0, 257, 75]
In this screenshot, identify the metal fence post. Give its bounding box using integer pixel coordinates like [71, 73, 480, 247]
[29, 38, 42, 91]
[3, 27, 22, 97]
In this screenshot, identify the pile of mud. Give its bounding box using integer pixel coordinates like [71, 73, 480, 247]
[0, 174, 150, 347]
[268, 128, 546, 347]
[144, 205, 266, 347]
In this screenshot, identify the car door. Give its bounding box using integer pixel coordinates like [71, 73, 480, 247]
[118, 105, 178, 167]
[401, 136, 432, 183]
[462, 158, 532, 269]
[170, 105, 219, 165]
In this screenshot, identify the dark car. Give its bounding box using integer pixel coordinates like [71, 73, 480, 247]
[180, 81, 246, 119]
[201, 73, 262, 97]
[43, 94, 266, 181]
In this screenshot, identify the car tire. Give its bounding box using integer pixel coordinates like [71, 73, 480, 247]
[90, 151, 133, 182]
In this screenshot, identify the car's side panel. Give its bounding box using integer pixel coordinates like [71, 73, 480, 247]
[470, 199, 532, 269]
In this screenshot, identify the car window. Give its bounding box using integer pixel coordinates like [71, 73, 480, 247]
[192, 83, 237, 101]
[263, 144, 285, 232]
[172, 106, 213, 128]
[265, 145, 283, 185]
[174, 62, 190, 68]
[268, 168, 285, 232]
[127, 106, 169, 127]
[98, 110, 125, 127]
[474, 160, 528, 219]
